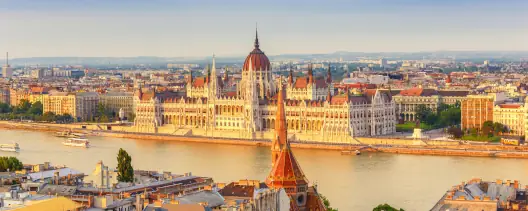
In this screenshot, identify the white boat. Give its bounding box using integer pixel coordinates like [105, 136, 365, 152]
[56, 131, 86, 138]
[62, 138, 90, 148]
[0, 143, 20, 152]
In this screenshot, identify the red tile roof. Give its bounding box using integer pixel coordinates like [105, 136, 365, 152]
[293, 77, 309, 89]
[242, 34, 270, 71]
[225, 91, 237, 97]
[192, 77, 206, 87]
[399, 87, 437, 96]
[30, 87, 50, 94]
[499, 104, 522, 109]
[266, 143, 308, 188]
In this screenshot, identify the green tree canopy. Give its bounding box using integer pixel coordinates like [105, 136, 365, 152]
[0, 157, 23, 172]
[14, 99, 31, 114]
[373, 203, 405, 211]
[415, 105, 436, 125]
[319, 194, 338, 211]
[0, 103, 10, 113]
[447, 126, 463, 139]
[28, 101, 43, 115]
[117, 148, 134, 183]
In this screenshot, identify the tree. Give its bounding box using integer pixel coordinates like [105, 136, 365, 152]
[0, 103, 10, 113]
[492, 122, 506, 135]
[57, 114, 73, 123]
[415, 105, 434, 125]
[0, 157, 23, 172]
[127, 113, 135, 121]
[319, 194, 338, 211]
[14, 99, 31, 114]
[447, 127, 463, 139]
[96, 103, 112, 123]
[373, 203, 405, 211]
[28, 101, 43, 115]
[437, 103, 451, 113]
[470, 128, 478, 137]
[117, 148, 134, 183]
[438, 107, 461, 126]
[42, 112, 57, 122]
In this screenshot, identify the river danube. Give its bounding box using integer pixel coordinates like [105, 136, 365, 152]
[1, 129, 528, 210]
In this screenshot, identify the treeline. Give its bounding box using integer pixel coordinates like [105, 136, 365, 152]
[0, 157, 23, 172]
[0, 100, 73, 123]
[414, 102, 461, 128]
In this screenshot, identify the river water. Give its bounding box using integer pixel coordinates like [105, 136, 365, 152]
[1, 129, 528, 210]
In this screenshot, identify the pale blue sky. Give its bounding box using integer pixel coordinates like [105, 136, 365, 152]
[1, 0, 527, 58]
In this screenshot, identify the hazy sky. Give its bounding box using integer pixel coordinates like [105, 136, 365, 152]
[1, 0, 527, 58]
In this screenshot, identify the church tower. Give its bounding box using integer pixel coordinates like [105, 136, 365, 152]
[266, 82, 309, 210]
[209, 54, 219, 98]
[271, 83, 287, 165]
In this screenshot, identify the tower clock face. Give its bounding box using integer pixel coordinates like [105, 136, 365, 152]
[297, 194, 304, 204]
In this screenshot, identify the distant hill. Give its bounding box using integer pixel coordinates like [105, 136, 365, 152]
[2, 51, 527, 66]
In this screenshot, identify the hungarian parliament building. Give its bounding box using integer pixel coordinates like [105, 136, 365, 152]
[133, 31, 397, 143]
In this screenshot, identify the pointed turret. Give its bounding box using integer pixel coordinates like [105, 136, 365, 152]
[345, 87, 350, 102]
[205, 64, 211, 84]
[307, 63, 314, 84]
[267, 86, 309, 190]
[326, 63, 332, 84]
[288, 63, 294, 85]
[223, 66, 229, 84]
[271, 82, 287, 162]
[136, 83, 143, 100]
[254, 26, 260, 50]
[326, 88, 332, 103]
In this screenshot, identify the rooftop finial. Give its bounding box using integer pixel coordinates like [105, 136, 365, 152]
[254, 23, 260, 49]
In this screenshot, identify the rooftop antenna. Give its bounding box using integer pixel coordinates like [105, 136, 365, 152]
[6, 52, 8, 67]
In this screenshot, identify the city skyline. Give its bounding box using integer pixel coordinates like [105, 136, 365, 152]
[1, 0, 527, 58]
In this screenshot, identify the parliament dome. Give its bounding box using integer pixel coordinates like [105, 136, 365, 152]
[243, 30, 271, 71]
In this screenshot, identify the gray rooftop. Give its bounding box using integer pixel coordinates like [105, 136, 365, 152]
[27, 168, 83, 182]
[175, 191, 224, 208]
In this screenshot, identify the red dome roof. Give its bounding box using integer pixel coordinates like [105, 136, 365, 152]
[243, 30, 270, 71]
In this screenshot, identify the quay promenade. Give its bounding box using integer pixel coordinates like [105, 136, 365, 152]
[2, 121, 528, 158]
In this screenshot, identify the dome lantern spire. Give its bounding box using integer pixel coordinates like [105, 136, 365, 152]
[254, 24, 260, 49]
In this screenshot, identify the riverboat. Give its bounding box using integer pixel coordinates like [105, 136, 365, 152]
[0, 143, 20, 152]
[62, 138, 90, 148]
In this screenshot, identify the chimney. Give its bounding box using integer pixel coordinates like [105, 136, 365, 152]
[54, 171, 60, 185]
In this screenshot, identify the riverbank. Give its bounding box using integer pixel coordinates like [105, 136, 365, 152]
[2, 121, 528, 158]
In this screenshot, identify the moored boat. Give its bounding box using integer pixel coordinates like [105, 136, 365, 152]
[62, 138, 90, 148]
[0, 143, 20, 152]
[56, 131, 86, 138]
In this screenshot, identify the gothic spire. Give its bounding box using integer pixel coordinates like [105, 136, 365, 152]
[307, 63, 314, 84]
[206, 64, 211, 84]
[223, 66, 229, 84]
[267, 84, 309, 189]
[254, 25, 260, 49]
[326, 88, 332, 103]
[288, 63, 294, 85]
[327, 63, 332, 83]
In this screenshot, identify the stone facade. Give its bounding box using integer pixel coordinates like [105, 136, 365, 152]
[393, 88, 468, 121]
[100, 92, 134, 117]
[42, 92, 99, 121]
[132, 33, 396, 143]
[493, 104, 525, 136]
[0, 86, 9, 105]
[461, 95, 495, 131]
